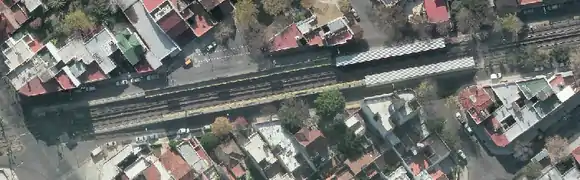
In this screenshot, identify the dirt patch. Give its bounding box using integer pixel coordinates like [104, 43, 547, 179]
[304, 0, 344, 27]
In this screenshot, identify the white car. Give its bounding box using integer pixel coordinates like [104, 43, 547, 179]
[116, 80, 129, 86]
[177, 128, 190, 134]
[206, 42, 217, 52]
[131, 78, 141, 83]
[203, 125, 211, 131]
[457, 150, 467, 161]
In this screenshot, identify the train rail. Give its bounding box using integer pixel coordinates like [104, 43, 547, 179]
[91, 71, 337, 131]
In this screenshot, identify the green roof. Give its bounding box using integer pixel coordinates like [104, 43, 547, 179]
[115, 29, 143, 65]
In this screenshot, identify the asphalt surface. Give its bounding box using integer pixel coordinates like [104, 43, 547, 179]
[349, 0, 390, 47]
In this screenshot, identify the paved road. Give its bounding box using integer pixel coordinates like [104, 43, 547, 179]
[349, 0, 389, 47]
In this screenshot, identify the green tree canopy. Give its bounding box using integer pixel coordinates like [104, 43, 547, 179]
[234, 0, 258, 30]
[278, 98, 310, 133]
[499, 14, 523, 39]
[200, 133, 220, 151]
[86, 0, 119, 23]
[62, 10, 94, 34]
[261, 0, 292, 16]
[549, 46, 570, 64]
[314, 90, 346, 121]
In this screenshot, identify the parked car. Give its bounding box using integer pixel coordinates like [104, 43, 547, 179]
[116, 80, 129, 86]
[205, 42, 217, 52]
[105, 141, 117, 147]
[457, 150, 467, 162]
[462, 122, 473, 135]
[146, 74, 159, 80]
[177, 128, 190, 134]
[147, 133, 160, 140]
[135, 136, 148, 142]
[351, 9, 360, 22]
[203, 125, 211, 131]
[130, 78, 142, 83]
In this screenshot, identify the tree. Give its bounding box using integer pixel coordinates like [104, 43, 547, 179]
[545, 135, 569, 164]
[412, 23, 433, 40]
[314, 90, 346, 121]
[62, 10, 94, 35]
[513, 141, 534, 161]
[338, 0, 352, 13]
[456, 8, 479, 34]
[415, 79, 437, 104]
[435, 22, 451, 36]
[261, 0, 291, 16]
[213, 22, 236, 45]
[86, 0, 119, 23]
[371, 4, 406, 43]
[46, 0, 67, 10]
[278, 98, 310, 133]
[445, 95, 458, 109]
[498, 14, 523, 40]
[425, 118, 445, 134]
[336, 131, 364, 158]
[200, 133, 220, 151]
[549, 46, 570, 65]
[516, 162, 543, 180]
[234, 0, 258, 30]
[211, 117, 233, 137]
[168, 140, 180, 151]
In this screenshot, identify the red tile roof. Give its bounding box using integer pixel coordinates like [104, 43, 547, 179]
[82, 62, 107, 82]
[295, 128, 324, 147]
[55, 72, 75, 90]
[345, 151, 376, 175]
[307, 34, 323, 46]
[28, 37, 43, 53]
[158, 11, 182, 32]
[572, 146, 580, 165]
[234, 116, 248, 127]
[199, 0, 225, 10]
[135, 60, 155, 73]
[144, 164, 161, 180]
[270, 24, 302, 52]
[424, 0, 450, 23]
[143, 0, 167, 13]
[222, 166, 235, 180]
[231, 163, 246, 178]
[18, 77, 48, 96]
[458, 86, 494, 124]
[12, 10, 27, 25]
[519, 0, 542, 5]
[159, 149, 193, 180]
[550, 74, 565, 89]
[191, 14, 215, 37]
[485, 117, 510, 147]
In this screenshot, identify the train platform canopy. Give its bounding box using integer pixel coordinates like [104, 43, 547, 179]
[335, 38, 445, 67]
[364, 57, 475, 86]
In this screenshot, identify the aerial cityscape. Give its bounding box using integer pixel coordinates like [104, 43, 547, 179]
[0, 0, 579, 179]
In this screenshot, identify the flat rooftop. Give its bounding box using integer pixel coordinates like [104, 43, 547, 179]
[257, 123, 302, 172]
[243, 133, 277, 166]
[126, 1, 179, 69]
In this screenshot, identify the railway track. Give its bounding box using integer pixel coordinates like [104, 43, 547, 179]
[91, 70, 337, 131]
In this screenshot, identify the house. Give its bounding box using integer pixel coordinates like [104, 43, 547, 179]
[527, 136, 580, 180]
[214, 138, 248, 179]
[168, 0, 217, 39]
[255, 122, 315, 179]
[123, 0, 181, 70]
[159, 147, 196, 180]
[175, 138, 221, 179]
[423, 0, 450, 23]
[458, 73, 580, 149]
[242, 130, 294, 179]
[360, 90, 421, 145]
